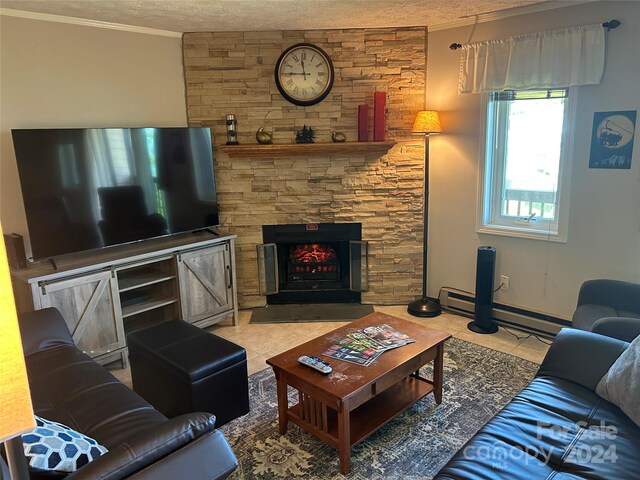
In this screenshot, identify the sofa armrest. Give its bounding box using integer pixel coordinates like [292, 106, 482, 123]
[576, 279, 640, 312]
[124, 429, 237, 480]
[65, 413, 221, 480]
[592, 316, 640, 342]
[537, 328, 627, 391]
[19, 307, 75, 357]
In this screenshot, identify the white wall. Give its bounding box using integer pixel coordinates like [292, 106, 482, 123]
[426, 1, 640, 319]
[0, 15, 187, 254]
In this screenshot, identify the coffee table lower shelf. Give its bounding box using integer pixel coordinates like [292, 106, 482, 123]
[288, 375, 434, 448]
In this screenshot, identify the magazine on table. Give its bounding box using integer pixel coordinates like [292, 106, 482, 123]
[362, 324, 415, 350]
[322, 344, 382, 366]
[322, 324, 414, 366]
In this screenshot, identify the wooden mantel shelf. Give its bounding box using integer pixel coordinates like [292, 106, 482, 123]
[219, 141, 396, 158]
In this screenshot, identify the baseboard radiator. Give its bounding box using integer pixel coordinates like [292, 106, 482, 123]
[439, 288, 571, 338]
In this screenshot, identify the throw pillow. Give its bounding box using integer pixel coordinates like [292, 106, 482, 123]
[22, 416, 108, 472]
[596, 334, 640, 426]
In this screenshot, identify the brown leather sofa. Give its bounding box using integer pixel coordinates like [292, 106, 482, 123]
[17, 308, 238, 480]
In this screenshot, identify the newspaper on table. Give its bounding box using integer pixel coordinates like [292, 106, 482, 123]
[323, 324, 414, 366]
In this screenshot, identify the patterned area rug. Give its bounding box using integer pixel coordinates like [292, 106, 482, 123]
[221, 338, 539, 479]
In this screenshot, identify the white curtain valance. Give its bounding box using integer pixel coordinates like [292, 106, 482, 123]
[458, 23, 605, 94]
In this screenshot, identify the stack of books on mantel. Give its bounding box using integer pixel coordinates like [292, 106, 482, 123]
[322, 324, 415, 366]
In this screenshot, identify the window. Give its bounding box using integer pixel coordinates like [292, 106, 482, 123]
[478, 88, 575, 241]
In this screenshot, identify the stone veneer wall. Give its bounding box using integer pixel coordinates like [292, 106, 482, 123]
[183, 27, 426, 307]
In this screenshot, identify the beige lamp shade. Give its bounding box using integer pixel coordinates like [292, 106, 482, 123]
[412, 110, 442, 134]
[0, 222, 35, 443]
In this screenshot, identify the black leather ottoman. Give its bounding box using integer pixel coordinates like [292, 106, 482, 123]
[127, 319, 250, 427]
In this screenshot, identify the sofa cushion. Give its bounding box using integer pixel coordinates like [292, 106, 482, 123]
[22, 416, 107, 473]
[435, 376, 640, 479]
[596, 334, 640, 426]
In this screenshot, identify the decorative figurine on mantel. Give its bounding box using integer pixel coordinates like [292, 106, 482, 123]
[295, 125, 315, 144]
[331, 131, 346, 143]
[256, 127, 273, 144]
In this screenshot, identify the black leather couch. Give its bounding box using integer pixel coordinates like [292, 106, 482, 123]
[17, 308, 238, 480]
[435, 318, 640, 479]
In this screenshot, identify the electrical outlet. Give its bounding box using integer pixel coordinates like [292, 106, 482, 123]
[500, 275, 510, 291]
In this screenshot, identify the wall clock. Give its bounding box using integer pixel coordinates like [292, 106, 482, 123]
[274, 43, 334, 106]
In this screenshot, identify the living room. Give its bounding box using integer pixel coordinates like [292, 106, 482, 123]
[1, 0, 639, 479]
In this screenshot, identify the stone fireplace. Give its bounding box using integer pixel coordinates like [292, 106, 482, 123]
[182, 26, 427, 307]
[259, 223, 366, 304]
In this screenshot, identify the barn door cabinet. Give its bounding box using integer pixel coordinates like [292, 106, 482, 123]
[12, 234, 238, 366]
[177, 243, 234, 328]
[37, 270, 127, 366]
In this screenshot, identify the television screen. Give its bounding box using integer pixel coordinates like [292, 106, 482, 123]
[12, 127, 219, 260]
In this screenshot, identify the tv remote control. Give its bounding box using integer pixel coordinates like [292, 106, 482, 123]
[298, 355, 332, 374]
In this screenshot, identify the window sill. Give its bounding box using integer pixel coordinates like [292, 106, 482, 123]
[477, 224, 567, 243]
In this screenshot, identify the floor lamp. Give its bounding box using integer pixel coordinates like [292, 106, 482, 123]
[0, 223, 35, 480]
[407, 111, 442, 318]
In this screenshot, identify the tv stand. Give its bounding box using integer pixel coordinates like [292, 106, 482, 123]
[196, 227, 220, 236]
[11, 234, 238, 367]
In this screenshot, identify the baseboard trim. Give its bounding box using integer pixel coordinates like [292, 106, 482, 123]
[441, 288, 570, 338]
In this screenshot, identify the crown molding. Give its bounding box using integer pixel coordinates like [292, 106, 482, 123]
[428, 0, 594, 32]
[0, 8, 182, 38]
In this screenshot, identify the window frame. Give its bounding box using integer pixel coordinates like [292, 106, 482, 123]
[477, 88, 577, 243]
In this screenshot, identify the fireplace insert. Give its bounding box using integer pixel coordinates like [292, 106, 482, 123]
[258, 223, 368, 304]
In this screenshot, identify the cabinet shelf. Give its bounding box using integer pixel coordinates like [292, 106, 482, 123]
[219, 141, 396, 158]
[121, 297, 179, 318]
[118, 271, 176, 292]
[124, 314, 173, 337]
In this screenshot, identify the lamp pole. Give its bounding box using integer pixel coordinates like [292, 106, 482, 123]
[407, 110, 442, 317]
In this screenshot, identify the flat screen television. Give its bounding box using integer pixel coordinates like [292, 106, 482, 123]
[12, 127, 219, 260]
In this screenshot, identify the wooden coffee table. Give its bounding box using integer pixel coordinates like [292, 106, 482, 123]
[266, 312, 451, 474]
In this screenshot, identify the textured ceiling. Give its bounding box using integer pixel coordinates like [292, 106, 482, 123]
[0, 0, 549, 32]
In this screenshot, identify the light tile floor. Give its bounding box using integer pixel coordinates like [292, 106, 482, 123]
[112, 305, 551, 385]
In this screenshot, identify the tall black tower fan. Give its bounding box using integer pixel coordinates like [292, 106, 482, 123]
[467, 246, 498, 334]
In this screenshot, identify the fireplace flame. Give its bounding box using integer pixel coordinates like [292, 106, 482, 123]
[290, 244, 337, 264]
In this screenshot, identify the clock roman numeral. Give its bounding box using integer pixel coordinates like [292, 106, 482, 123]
[302, 88, 308, 96]
[315, 62, 323, 68]
[318, 71, 326, 76]
[286, 79, 294, 87]
[315, 79, 324, 87]
[301, 52, 307, 60]
[292, 54, 299, 62]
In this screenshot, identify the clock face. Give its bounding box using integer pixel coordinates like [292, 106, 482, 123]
[275, 43, 334, 106]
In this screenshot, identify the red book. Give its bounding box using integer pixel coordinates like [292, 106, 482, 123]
[373, 92, 386, 141]
[358, 105, 368, 142]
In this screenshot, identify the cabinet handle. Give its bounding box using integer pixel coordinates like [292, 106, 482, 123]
[226, 265, 232, 289]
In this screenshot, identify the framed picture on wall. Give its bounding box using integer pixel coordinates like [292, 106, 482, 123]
[588, 110, 636, 169]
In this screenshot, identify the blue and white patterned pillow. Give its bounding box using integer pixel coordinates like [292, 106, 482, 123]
[22, 416, 108, 472]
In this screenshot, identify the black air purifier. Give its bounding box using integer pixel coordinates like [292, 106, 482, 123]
[467, 246, 498, 334]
